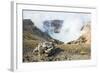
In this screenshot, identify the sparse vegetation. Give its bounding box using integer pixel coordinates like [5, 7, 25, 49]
[23, 42, 91, 62]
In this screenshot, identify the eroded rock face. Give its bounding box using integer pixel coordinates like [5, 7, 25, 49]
[67, 23, 91, 45]
[81, 24, 91, 44]
[33, 41, 56, 56]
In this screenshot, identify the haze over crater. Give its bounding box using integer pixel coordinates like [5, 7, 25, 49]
[23, 10, 91, 43]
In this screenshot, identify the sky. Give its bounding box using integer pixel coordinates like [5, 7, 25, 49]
[23, 10, 91, 43]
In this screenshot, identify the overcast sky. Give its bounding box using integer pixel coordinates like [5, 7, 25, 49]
[23, 10, 91, 43]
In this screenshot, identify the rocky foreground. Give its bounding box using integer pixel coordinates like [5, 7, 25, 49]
[23, 41, 90, 62]
[23, 19, 91, 62]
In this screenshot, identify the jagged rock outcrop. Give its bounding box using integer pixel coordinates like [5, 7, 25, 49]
[33, 41, 56, 56]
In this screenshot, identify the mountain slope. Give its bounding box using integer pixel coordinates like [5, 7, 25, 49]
[23, 19, 53, 41]
[80, 23, 91, 44]
[23, 19, 63, 49]
[67, 23, 91, 45]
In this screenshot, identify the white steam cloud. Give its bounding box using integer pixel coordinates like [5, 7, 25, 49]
[23, 11, 91, 43]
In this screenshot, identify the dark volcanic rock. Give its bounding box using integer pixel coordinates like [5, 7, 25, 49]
[51, 20, 63, 33]
[23, 19, 34, 33]
[43, 20, 63, 33]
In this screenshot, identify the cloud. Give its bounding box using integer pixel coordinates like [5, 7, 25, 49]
[23, 10, 91, 43]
